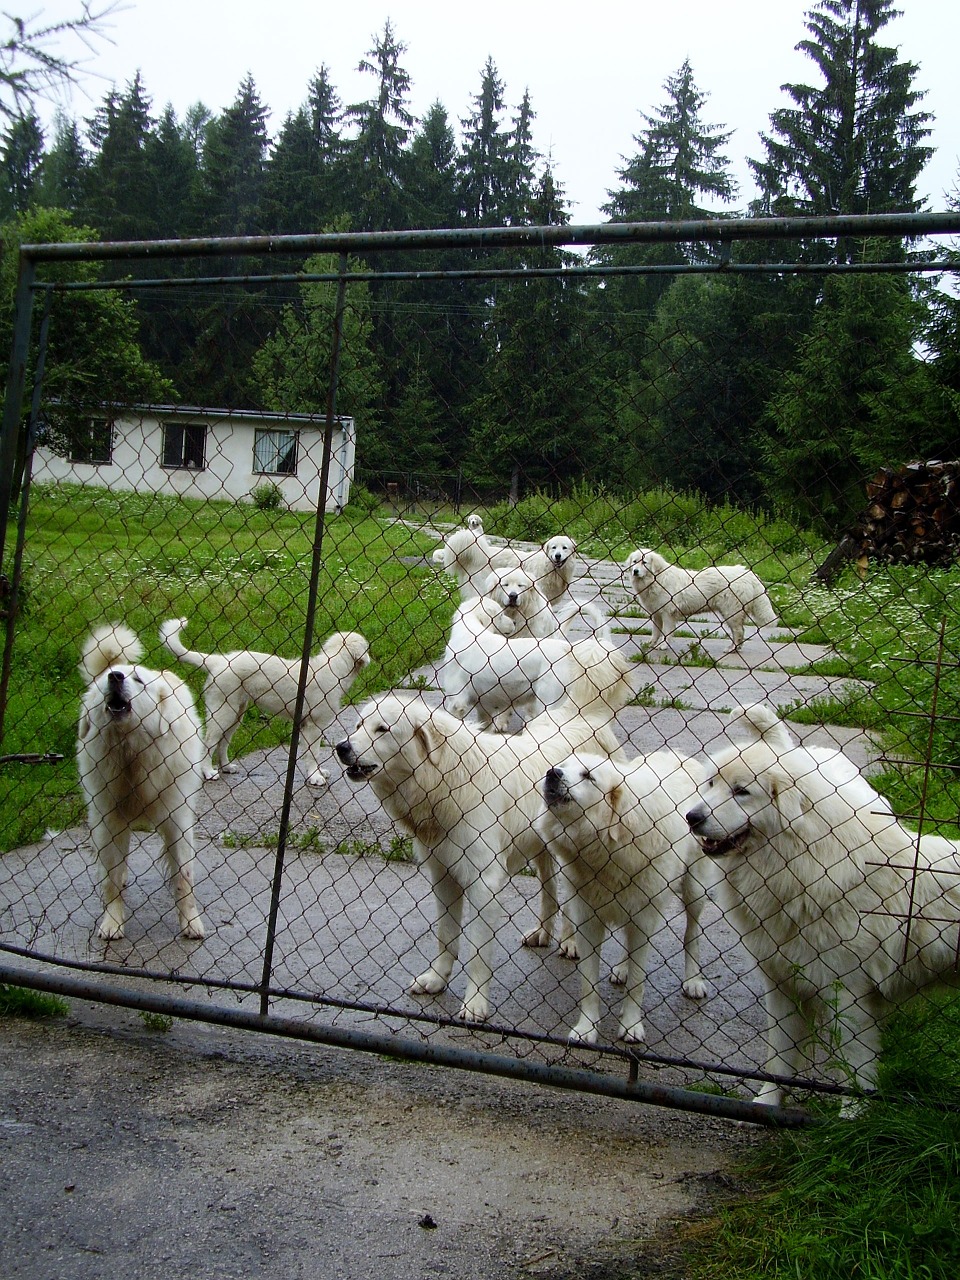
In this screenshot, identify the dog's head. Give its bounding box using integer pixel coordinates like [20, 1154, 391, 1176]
[324, 629, 371, 676]
[335, 694, 450, 784]
[623, 547, 662, 586]
[485, 565, 535, 610]
[465, 513, 484, 533]
[541, 753, 636, 847]
[544, 536, 576, 567]
[81, 661, 178, 741]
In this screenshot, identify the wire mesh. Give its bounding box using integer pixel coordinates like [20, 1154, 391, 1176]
[2, 216, 960, 1123]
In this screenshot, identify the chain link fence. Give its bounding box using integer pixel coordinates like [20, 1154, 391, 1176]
[2, 214, 960, 1125]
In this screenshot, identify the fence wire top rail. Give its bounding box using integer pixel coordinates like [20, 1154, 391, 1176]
[18, 210, 960, 264]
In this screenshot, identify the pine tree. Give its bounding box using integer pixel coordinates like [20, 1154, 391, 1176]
[84, 73, 157, 240]
[405, 101, 460, 229]
[34, 112, 86, 212]
[749, 0, 933, 234]
[605, 59, 736, 231]
[504, 88, 539, 225]
[145, 104, 200, 237]
[262, 66, 345, 235]
[342, 21, 414, 232]
[199, 73, 270, 237]
[457, 57, 511, 226]
[0, 109, 43, 218]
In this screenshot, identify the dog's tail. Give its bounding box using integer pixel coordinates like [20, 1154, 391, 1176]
[729, 702, 796, 751]
[80, 623, 143, 681]
[159, 617, 213, 671]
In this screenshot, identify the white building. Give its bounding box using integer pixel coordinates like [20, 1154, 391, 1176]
[31, 405, 356, 513]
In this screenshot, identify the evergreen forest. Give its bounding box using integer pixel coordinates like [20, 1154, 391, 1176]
[2, 0, 959, 533]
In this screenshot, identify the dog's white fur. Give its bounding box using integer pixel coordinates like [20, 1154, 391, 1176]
[335, 658, 636, 1022]
[439, 602, 628, 732]
[77, 624, 206, 941]
[624, 548, 777, 651]
[536, 751, 717, 1044]
[432, 524, 513, 599]
[686, 702, 960, 1109]
[161, 618, 370, 785]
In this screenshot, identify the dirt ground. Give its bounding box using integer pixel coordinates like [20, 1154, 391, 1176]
[0, 997, 762, 1280]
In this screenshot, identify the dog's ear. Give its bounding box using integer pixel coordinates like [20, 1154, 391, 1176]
[413, 721, 437, 764]
[768, 767, 812, 824]
[605, 782, 633, 847]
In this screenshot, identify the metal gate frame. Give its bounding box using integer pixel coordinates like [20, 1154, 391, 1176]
[3, 211, 960, 1128]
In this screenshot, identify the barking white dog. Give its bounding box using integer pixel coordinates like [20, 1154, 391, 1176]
[161, 618, 370, 785]
[335, 646, 636, 1023]
[624, 548, 776, 652]
[536, 751, 717, 1044]
[685, 702, 960, 1110]
[77, 623, 206, 941]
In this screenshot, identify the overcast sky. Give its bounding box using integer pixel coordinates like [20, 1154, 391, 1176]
[28, 0, 960, 223]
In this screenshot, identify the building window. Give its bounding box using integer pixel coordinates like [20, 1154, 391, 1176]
[163, 422, 206, 470]
[69, 417, 114, 465]
[254, 428, 298, 475]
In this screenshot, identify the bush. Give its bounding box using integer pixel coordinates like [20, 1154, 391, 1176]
[252, 482, 284, 511]
[343, 483, 382, 515]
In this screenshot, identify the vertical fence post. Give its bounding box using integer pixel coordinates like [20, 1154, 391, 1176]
[0, 289, 52, 748]
[258, 254, 351, 1016]
[0, 251, 37, 560]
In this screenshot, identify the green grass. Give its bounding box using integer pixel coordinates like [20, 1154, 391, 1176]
[0, 983, 69, 1018]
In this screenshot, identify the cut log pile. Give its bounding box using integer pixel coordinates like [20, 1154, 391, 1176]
[814, 460, 960, 583]
[859, 460, 960, 565]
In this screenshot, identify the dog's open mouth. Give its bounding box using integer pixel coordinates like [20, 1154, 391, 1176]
[345, 762, 378, 782]
[696, 826, 751, 857]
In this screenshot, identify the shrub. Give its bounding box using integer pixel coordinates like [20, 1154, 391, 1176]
[252, 482, 284, 511]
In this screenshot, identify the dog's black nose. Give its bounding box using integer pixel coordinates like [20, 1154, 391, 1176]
[685, 805, 706, 830]
[507, 593, 519, 607]
[543, 767, 566, 802]
[335, 739, 355, 765]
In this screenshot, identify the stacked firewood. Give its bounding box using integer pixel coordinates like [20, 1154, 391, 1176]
[814, 460, 960, 582]
[858, 460, 960, 565]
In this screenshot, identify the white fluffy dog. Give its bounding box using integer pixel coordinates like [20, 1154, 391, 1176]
[624, 548, 777, 652]
[685, 703, 960, 1110]
[161, 618, 370, 786]
[482, 564, 559, 638]
[526, 535, 579, 605]
[432, 524, 510, 599]
[335, 655, 636, 1023]
[433, 522, 578, 608]
[439, 601, 626, 732]
[77, 624, 206, 941]
[536, 751, 717, 1045]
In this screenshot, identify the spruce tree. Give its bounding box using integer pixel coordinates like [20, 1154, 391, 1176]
[84, 72, 157, 240]
[0, 109, 43, 218]
[34, 112, 86, 212]
[749, 0, 933, 232]
[342, 20, 414, 232]
[199, 73, 270, 237]
[457, 57, 510, 226]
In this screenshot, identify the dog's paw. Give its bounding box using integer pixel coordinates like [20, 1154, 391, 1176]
[568, 1020, 599, 1045]
[751, 1085, 784, 1108]
[558, 938, 580, 961]
[96, 912, 125, 941]
[181, 918, 206, 941]
[618, 1020, 646, 1044]
[221, 762, 240, 775]
[457, 997, 490, 1023]
[409, 968, 448, 996]
[610, 961, 627, 986]
[520, 926, 551, 948]
[203, 767, 220, 781]
[682, 976, 708, 999]
[307, 770, 328, 788]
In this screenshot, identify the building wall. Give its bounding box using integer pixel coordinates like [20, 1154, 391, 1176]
[31, 411, 356, 513]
